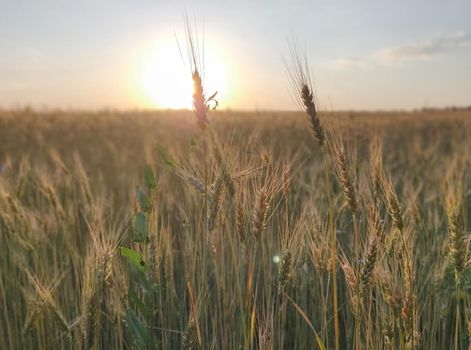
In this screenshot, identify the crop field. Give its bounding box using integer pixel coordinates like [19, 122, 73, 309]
[3, 0, 471, 347]
[1, 104, 470, 349]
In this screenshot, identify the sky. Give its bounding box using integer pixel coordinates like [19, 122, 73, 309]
[1, 0, 471, 111]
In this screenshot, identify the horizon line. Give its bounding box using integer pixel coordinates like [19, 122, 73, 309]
[1, 105, 471, 114]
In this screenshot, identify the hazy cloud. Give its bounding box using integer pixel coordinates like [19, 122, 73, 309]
[0, 39, 49, 65]
[334, 32, 471, 69]
[334, 57, 370, 69]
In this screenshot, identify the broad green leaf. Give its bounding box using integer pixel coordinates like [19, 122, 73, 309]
[144, 164, 157, 190]
[135, 188, 152, 213]
[133, 212, 148, 243]
[125, 309, 149, 349]
[128, 289, 150, 317]
[129, 265, 153, 292]
[119, 247, 147, 272]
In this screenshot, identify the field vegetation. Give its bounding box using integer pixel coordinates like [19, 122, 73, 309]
[0, 47, 470, 349]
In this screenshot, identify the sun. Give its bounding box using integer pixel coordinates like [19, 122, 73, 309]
[135, 38, 227, 110]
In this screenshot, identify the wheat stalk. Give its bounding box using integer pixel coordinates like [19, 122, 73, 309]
[331, 138, 358, 214]
[252, 188, 268, 241]
[286, 40, 325, 147]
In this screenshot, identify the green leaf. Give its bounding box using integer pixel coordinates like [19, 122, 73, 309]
[156, 144, 175, 168]
[135, 188, 152, 213]
[125, 309, 149, 349]
[129, 265, 153, 292]
[205, 91, 219, 111]
[128, 289, 150, 317]
[144, 164, 157, 190]
[207, 90, 218, 102]
[133, 212, 148, 243]
[119, 247, 147, 272]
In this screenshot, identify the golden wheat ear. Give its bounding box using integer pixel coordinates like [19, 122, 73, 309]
[179, 15, 208, 131]
[285, 39, 325, 147]
[330, 137, 359, 214]
[252, 187, 268, 242]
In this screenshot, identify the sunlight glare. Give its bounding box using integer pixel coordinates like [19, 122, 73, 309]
[136, 38, 227, 109]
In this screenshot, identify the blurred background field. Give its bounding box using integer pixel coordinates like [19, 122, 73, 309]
[2, 109, 470, 209]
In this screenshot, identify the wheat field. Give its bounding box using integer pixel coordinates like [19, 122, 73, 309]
[1, 101, 470, 349]
[1, 36, 471, 350]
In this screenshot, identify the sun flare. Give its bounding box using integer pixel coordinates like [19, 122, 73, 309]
[135, 38, 227, 109]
